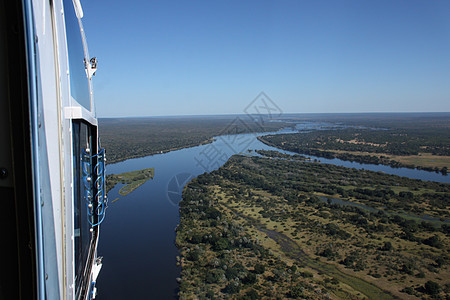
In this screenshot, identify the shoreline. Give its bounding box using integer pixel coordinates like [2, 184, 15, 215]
[105, 138, 215, 165]
[257, 136, 449, 175]
[105, 126, 289, 166]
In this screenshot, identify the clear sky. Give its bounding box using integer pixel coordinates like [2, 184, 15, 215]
[80, 0, 450, 117]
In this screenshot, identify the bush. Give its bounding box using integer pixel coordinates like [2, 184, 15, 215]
[401, 286, 414, 295]
[225, 267, 238, 280]
[299, 271, 313, 278]
[254, 263, 265, 274]
[214, 238, 230, 250]
[320, 248, 334, 258]
[423, 235, 442, 248]
[190, 233, 203, 244]
[205, 270, 223, 284]
[205, 290, 215, 299]
[435, 257, 445, 268]
[240, 289, 259, 300]
[287, 284, 306, 298]
[242, 272, 257, 284]
[222, 281, 240, 294]
[400, 262, 415, 275]
[424, 280, 441, 295]
[415, 271, 425, 278]
[381, 241, 393, 251]
[188, 249, 201, 261]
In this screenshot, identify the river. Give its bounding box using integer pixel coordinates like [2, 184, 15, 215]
[95, 122, 448, 299]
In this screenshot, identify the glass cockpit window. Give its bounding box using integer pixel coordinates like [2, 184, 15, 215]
[63, 0, 91, 110]
[73, 121, 94, 297]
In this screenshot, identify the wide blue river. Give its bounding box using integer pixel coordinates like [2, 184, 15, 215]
[96, 123, 448, 299]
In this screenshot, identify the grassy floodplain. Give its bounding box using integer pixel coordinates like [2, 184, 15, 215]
[177, 154, 449, 299]
[106, 168, 155, 196]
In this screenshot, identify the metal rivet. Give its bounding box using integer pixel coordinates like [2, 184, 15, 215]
[0, 168, 7, 179]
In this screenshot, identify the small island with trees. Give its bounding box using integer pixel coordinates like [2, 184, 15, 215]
[106, 168, 155, 197]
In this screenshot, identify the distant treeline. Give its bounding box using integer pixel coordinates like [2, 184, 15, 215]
[259, 119, 450, 174]
[275, 112, 450, 131]
[99, 116, 287, 164]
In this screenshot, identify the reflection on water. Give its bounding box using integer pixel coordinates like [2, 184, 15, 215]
[96, 122, 448, 299]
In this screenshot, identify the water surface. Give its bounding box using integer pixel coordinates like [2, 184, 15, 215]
[96, 122, 448, 299]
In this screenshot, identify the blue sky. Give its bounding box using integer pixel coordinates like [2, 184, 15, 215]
[80, 0, 450, 117]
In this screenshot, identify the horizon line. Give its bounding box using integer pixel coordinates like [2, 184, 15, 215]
[98, 111, 450, 119]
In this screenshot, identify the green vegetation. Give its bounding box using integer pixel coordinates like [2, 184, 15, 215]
[259, 115, 450, 174]
[254, 149, 310, 161]
[100, 116, 287, 164]
[177, 154, 449, 299]
[106, 168, 154, 196]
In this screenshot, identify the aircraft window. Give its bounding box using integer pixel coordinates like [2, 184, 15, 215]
[63, 0, 91, 110]
[72, 121, 94, 296]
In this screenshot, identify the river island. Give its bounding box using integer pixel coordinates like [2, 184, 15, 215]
[177, 153, 449, 299]
[106, 168, 155, 196]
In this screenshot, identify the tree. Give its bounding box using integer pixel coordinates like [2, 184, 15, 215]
[381, 241, 393, 251]
[435, 257, 445, 268]
[242, 272, 257, 284]
[423, 235, 442, 248]
[188, 249, 201, 261]
[214, 238, 230, 250]
[424, 280, 441, 295]
[287, 284, 306, 298]
[254, 263, 265, 274]
[222, 281, 240, 294]
[205, 270, 223, 284]
[243, 289, 259, 300]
